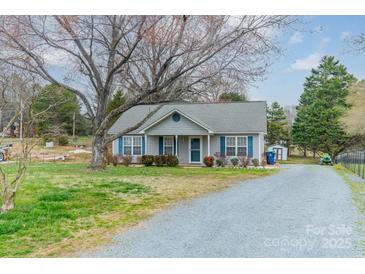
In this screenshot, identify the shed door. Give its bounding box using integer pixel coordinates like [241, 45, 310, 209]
[274, 148, 283, 160]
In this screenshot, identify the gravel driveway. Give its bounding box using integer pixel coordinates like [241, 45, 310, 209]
[85, 165, 365, 257]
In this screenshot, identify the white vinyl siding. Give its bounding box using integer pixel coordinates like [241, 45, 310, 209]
[145, 114, 208, 135]
[123, 136, 142, 156]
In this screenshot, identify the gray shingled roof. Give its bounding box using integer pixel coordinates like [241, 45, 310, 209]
[108, 101, 267, 134]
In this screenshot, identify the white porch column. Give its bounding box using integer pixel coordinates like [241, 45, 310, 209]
[207, 134, 211, 156]
[258, 133, 262, 163]
[175, 135, 178, 156]
[144, 134, 148, 155]
[112, 139, 116, 155]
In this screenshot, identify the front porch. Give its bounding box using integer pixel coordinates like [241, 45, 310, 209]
[114, 133, 261, 165]
[145, 134, 211, 165]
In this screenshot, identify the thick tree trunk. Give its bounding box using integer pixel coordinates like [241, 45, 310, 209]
[1, 191, 15, 212]
[89, 92, 109, 171]
[89, 134, 107, 170]
[303, 148, 307, 157]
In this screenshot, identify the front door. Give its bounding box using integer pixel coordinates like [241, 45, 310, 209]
[190, 137, 201, 163]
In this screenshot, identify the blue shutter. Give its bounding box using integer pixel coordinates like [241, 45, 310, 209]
[159, 136, 164, 155]
[248, 136, 253, 158]
[220, 136, 225, 156]
[142, 136, 145, 155]
[118, 137, 123, 155]
[173, 136, 176, 155]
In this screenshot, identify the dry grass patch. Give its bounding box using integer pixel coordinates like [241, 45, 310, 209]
[279, 156, 319, 165]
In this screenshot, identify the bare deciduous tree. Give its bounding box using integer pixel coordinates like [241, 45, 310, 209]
[0, 74, 41, 212]
[0, 15, 293, 170]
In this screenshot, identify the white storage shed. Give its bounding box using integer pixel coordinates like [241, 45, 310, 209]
[267, 144, 288, 161]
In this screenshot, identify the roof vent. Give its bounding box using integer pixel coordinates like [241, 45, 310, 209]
[172, 113, 181, 122]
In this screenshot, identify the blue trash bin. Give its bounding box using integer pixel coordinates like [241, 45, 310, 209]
[266, 151, 276, 165]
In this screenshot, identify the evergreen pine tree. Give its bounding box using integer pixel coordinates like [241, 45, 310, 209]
[266, 102, 289, 145]
[292, 56, 356, 157]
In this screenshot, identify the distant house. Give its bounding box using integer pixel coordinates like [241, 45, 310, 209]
[109, 101, 267, 165]
[267, 144, 288, 161]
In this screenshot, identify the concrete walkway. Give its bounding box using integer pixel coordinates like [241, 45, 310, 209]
[85, 165, 365, 257]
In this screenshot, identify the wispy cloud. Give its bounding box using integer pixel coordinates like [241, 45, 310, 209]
[340, 31, 351, 41]
[313, 25, 324, 33]
[288, 32, 303, 45]
[287, 37, 329, 72]
[290, 52, 322, 71]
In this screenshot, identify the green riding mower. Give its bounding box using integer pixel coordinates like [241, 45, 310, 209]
[320, 153, 333, 165]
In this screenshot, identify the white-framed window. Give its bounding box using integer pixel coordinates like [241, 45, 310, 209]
[123, 136, 142, 156]
[226, 136, 236, 156]
[225, 136, 247, 157]
[163, 136, 174, 156]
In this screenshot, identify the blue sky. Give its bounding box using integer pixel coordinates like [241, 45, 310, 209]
[250, 16, 365, 107]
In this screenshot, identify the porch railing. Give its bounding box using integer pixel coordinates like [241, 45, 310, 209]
[337, 150, 365, 179]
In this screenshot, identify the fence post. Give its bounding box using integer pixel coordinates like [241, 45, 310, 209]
[362, 150, 365, 179]
[357, 151, 361, 177]
[338, 150, 365, 179]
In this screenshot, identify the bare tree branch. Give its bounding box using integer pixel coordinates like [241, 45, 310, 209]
[0, 15, 293, 169]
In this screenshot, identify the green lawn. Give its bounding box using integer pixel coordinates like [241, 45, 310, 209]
[340, 163, 365, 179]
[334, 165, 365, 214]
[333, 164, 365, 252]
[0, 163, 275, 257]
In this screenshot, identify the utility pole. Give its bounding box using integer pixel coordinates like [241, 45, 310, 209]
[72, 111, 76, 141]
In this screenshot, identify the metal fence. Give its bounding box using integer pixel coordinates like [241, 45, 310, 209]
[337, 150, 365, 179]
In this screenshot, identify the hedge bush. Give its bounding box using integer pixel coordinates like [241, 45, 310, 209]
[121, 155, 132, 167]
[112, 156, 119, 166]
[239, 156, 250, 168]
[154, 155, 167, 167]
[58, 135, 69, 146]
[166, 155, 179, 167]
[142, 155, 154, 166]
[230, 157, 239, 167]
[216, 158, 225, 167]
[252, 158, 259, 167]
[203, 156, 214, 167]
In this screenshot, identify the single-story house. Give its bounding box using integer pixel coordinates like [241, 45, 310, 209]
[267, 144, 288, 161]
[109, 101, 267, 165]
